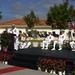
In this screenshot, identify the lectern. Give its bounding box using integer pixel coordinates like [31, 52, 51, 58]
[1, 33, 15, 51]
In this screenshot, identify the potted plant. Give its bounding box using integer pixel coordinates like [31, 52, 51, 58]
[0, 52, 14, 64]
[45, 59, 52, 73]
[72, 62, 75, 75]
[37, 57, 57, 74]
[48, 59, 57, 74]
[56, 59, 66, 75]
[1, 32, 9, 52]
[37, 57, 47, 72]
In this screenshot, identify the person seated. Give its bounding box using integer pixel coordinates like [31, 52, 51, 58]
[70, 39, 75, 51]
[51, 30, 66, 50]
[41, 32, 54, 50]
[19, 39, 31, 49]
[24, 39, 31, 48]
[19, 41, 26, 49]
[70, 29, 75, 51]
[52, 31, 59, 37]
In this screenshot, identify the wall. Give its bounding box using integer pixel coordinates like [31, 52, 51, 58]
[0, 25, 73, 35]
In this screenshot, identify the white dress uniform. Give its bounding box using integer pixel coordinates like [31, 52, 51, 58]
[51, 31, 66, 50]
[41, 33, 54, 50]
[70, 30, 75, 51]
[24, 41, 31, 48]
[19, 42, 27, 49]
[19, 39, 31, 49]
[10, 27, 19, 50]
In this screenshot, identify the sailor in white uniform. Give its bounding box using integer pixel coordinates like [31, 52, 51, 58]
[24, 39, 31, 48]
[41, 32, 54, 50]
[70, 29, 75, 51]
[9, 24, 19, 50]
[51, 30, 66, 50]
[19, 39, 31, 49]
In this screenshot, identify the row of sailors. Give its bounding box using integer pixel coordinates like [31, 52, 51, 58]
[1, 23, 75, 51]
[41, 30, 75, 51]
[19, 29, 75, 51]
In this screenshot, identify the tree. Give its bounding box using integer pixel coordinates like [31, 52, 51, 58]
[23, 11, 39, 29]
[46, 0, 75, 29]
[0, 7, 2, 20]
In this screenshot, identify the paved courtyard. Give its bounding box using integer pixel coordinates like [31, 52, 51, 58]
[0, 62, 57, 75]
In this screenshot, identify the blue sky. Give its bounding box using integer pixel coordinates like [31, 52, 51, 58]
[0, 0, 75, 21]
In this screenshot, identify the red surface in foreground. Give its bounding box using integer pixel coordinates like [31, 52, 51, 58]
[0, 66, 26, 74]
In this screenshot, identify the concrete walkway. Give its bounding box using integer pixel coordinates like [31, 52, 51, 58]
[0, 62, 57, 75]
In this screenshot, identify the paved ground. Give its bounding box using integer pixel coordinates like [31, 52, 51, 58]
[0, 62, 57, 75]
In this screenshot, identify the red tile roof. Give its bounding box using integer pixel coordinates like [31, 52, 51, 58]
[0, 18, 47, 26]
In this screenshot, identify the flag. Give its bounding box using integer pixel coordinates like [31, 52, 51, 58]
[73, 23, 75, 30]
[68, 22, 74, 28]
[68, 16, 74, 28]
[70, 22, 74, 28]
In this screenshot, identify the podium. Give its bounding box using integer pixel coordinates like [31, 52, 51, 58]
[1, 33, 15, 51]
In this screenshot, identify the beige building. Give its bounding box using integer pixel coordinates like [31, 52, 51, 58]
[0, 18, 71, 35]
